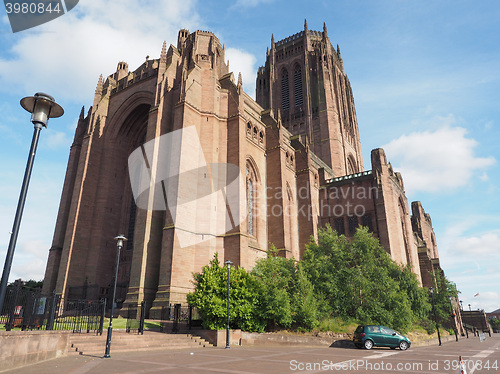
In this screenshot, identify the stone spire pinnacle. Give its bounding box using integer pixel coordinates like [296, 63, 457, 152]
[323, 22, 328, 38]
[160, 41, 167, 62]
[95, 74, 103, 94]
[237, 72, 243, 93]
[304, 19, 308, 32]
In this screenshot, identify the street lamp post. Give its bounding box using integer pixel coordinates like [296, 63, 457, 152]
[224, 260, 233, 349]
[429, 287, 442, 346]
[104, 235, 127, 358]
[0, 93, 63, 317]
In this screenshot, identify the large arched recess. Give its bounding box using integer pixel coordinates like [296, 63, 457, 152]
[99, 91, 155, 303]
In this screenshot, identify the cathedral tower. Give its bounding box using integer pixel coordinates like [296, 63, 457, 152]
[256, 21, 363, 176]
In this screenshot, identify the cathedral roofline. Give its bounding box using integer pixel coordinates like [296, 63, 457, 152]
[324, 170, 373, 186]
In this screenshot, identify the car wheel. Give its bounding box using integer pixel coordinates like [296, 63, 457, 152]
[364, 340, 374, 350]
[399, 341, 409, 351]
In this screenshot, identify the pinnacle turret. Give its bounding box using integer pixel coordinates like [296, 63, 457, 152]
[160, 41, 167, 62]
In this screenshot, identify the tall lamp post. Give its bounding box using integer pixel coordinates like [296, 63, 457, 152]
[0, 93, 63, 316]
[104, 235, 127, 358]
[224, 260, 232, 349]
[429, 287, 442, 346]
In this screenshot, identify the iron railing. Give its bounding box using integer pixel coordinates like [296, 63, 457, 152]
[0, 282, 105, 334]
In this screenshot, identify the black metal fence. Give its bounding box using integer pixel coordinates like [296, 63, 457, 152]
[145, 304, 202, 333]
[0, 282, 105, 334]
[125, 301, 146, 334]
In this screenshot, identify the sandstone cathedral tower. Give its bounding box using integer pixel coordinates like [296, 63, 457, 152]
[42, 23, 442, 315]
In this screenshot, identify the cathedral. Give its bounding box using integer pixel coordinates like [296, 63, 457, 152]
[42, 22, 443, 315]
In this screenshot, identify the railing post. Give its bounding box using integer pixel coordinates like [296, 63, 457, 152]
[21, 289, 35, 331]
[172, 304, 180, 333]
[139, 301, 146, 335]
[46, 291, 57, 330]
[98, 298, 106, 335]
[188, 305, 192, 330]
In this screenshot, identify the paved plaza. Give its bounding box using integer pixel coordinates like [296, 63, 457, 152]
[2, 333, 499, 374]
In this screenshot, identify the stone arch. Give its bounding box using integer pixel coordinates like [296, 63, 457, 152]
[398, 196, 412, 265]
[104, 91, 155, 141]
[293, 63, 303, 107]
[280, 67, 290, 111]
[246, 157, 260, 237]
[346, 154, 357, 174]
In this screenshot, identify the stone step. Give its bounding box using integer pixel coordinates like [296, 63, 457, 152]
[68, 331, 212, 356]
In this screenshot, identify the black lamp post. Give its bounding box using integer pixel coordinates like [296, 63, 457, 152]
[429, 287, 441, 346]
[104, 235, 127, 358]
[224, 260, 233, 349]
[0, 93, 63, 317]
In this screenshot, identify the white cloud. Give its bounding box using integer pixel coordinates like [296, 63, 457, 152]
[232, 0, 275, 9]
[0, 0, 201, 104]
[454, 233, 500, 257]
[437, 220, 500, 313]
[225, 47, 257, 99]
[43, 130, 73, 150]
[383, 120, 496, 195]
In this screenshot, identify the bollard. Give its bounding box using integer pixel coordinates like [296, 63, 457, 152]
[459, 355, 467, 374]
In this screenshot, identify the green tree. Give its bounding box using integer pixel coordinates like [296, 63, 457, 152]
[429, 272, 459, 328]
[302, 225, 427, 332]
[489, 318, 500, 331]
[251, 248, 320, 330]
[187, 253, 265, 332]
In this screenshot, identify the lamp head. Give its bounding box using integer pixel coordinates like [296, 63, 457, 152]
[429, 287, 434, 294]
[114, 235, 128, 248]
[20, 92, 64, 128]
[224, 260, 233, 268]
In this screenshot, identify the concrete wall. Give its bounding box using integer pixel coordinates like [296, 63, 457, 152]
[0, 331, 70, 372]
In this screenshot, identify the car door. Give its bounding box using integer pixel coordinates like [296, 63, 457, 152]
[367, 325, 384, 345]
[380, 326, 399, 346]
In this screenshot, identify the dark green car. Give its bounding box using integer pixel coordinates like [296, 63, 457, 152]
[353, 325, 411, 350]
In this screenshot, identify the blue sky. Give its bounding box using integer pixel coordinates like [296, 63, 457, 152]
[0, 0, 498, 312]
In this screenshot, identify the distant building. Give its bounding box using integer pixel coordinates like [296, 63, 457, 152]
[487, 308, 500, 321]
[42, 22, 443, 315]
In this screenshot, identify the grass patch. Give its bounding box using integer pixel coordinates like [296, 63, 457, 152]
[102, 318, 162, 330]
[315, 317, 359, 334]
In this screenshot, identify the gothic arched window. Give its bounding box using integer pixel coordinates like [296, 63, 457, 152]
[294, 64, 303, 107]
[347, 155, 357, 174]
[246, 161, 259, 237]
[281, 69, 290, 111]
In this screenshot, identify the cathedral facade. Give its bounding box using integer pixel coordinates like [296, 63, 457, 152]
[42, 23, 442, 313]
